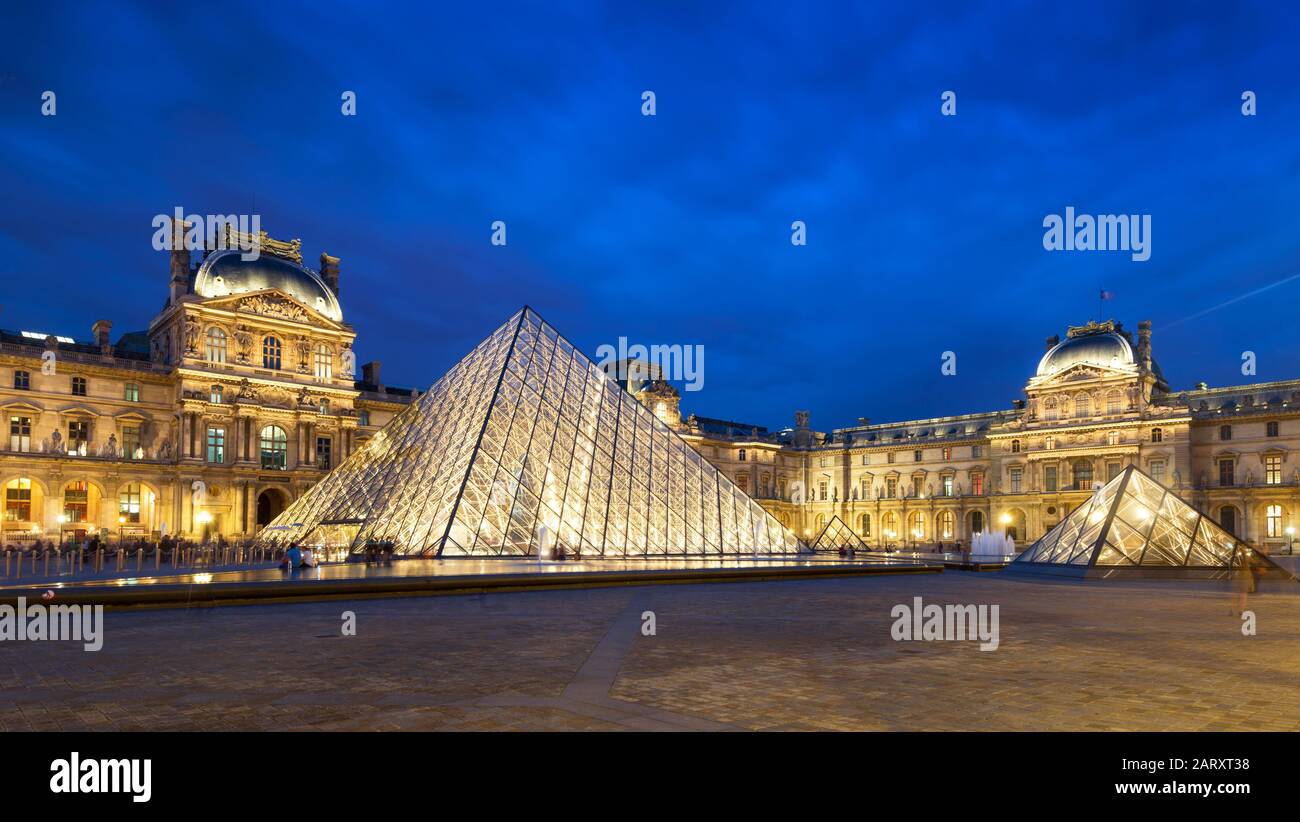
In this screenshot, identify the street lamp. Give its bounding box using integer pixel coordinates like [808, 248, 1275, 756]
[1287, 526, 1295, 556]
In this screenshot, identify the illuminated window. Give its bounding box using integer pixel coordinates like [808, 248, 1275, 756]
[1074, 395, 1090, 418]
[1265, 454, 1282, 485]
[262, 337, 282, 370]
[207, 427, 225, 464]
[123, 426, 141, 459]
[210, 385, 223, 404]
[1267, 504, 1283, 538]
[908, 511, 925, 540]
[1010, 439, 1021, 453]
[1043, 398, 1057, 420]
[63, 481, 89, 523]
[206, 327, 227, 363]
[1072, 460, 1093, 490]
[859, 514, 871, 536]
[1107, 431, 1121, 446]
[316, 436, 332, 470]
[1045, 436, 1055, 450]
[818, 479, 828, 501]
[260, 425, 288, 470]
[68, 420, 89, 452]
[119, 483, 142, 524]
[124, 383, 140, 402]
[1009, 467, 1022, 493]
[4, 478, 32, 521]
[886, 477, 897, 498]
[942, 475, 954, 496]
[1151, 428, 1163, 443]
[971, 472, 984, 496]
[938, 510, 955, 540]
[71, 376, 86, 396]
[314, 343, 333, 380]
[942, 446, 951, 461]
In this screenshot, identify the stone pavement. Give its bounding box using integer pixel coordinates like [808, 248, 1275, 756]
[1, 573, 1296, 731]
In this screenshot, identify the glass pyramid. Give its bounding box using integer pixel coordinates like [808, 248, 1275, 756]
[1012, 464, 1287, 576]
[260, 307, 806, 558]
[809, 516, 867, 552]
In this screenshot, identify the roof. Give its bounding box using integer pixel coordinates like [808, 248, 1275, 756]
[192, 249, 343, 322]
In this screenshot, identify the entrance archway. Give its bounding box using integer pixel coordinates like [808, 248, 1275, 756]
[256, 488, 288, 529]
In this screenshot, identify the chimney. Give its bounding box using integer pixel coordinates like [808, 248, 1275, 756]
[169, 218, 191, 304]
[361, 360, 382, 389]
[1137, 320, 1153, 370]
[320, 252, 340, 296]
[92, 320, 113, 354]
[1045, 334, 1060, 352]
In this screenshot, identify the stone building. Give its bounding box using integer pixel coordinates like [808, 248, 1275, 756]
[0, 228, 412, 545]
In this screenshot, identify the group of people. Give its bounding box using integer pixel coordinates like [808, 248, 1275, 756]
[280, 543, 319, 570]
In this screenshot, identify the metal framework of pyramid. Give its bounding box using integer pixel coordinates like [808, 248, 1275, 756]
[260, 307, 806, 558]
[809, 515, 868, 552]
[1009, 464, 1291, 579]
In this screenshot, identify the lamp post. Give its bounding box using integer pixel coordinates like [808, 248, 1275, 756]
[1000, 512, 1014, 546]
[1287, 526, 1295, 556]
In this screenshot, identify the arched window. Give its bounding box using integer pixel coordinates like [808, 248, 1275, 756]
[938, 510, 955, 540]
[859, 513, 871, 537]
[1151, 427, 1163, 443]
[815, 514, 826, 532]
[1074, 394, 1091, 418]
[313, 343, 333, 380]
[1043, 398, 1058, 420]
[908, 511, 925, 541]
[259, 425, 288, 470]
[1266, 504, 1283, 538]
[262, 337, 282, 370]
[63, 480, 89, 523]
[1218, 506, 1237, 536]
[4, 478, 32, 521]
[119, 483, 142, 524]
[970, 510, 985, 534]
[206, 327, 227, 363]
[881, 512, 898, 539]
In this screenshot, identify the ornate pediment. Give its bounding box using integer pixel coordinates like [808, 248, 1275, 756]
[237, 294, 309, 322]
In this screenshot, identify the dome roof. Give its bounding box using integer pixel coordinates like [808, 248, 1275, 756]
[192, 250, 342, 322]
[1037, 331, 1136, 376]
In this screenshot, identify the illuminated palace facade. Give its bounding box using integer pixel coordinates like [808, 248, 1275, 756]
[644, 320, 1300, 553]
[4, 228, 1299, 553]
[0, 231, 411, 544]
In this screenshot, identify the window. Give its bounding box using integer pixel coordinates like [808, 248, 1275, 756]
[123, 426, 141, 459]
[1043, 398, 1058, 420]
[1045, 436, 1055, 450]
[1044, 465, 1058, 492]
[1265, 454, 1282, 485]
[1266, 504, 1283, 538]
[971, 472, 984, 496]
[942, 447, 951, 461]
[1219, 506, 1237, 536]
[68, 420, 89, 453]
[358, 410, 371, 426]
[886, 452, 896, 464]
[942, 475, 954, 497]
[1267, 421, 1279, 437]
[1107, 431, 1121, 446]
[262, 337, 282, 370]
[206, 327, 227, 363]
[1009, 467, 1023, 493]
[735, 473, 748, 492]
[861, 454, 869, 465]
[210, 385, 223, 404]
[971, 445, 982, 458]
[259, 425, 288, 470]
[1106, 461, 1122, 482]
[63, 481, 89, 523]
[860, 475, 871, 498]
[1074, 395, 1090, 418]
[1072, 460, 1093, 490]
[908, 511, 925, 540]
[912, 476, 923, 497]
[1010, 439, 1021, 454]
[4, 478, 32, 521]
[938, 510, 955, 540]
[818, 479, 828, 501]
[738, 449, 747, 462]
[970, 510, 985, 534]
[886, 477, 897, 498]
[1150, 459, 1166, 484]
[9, 416, 32, 452]
[124, 383, 139, 402]
[913, 449, 922, 462]
[71, 376, 87, 396]
[13, 370, 30, 390]
[859, 514, 871, 536]
[1151, 428, 1163, 443]
[1219, 459, 1235, 487]
[206, 427, 225, 464]
[119, 484, 141, 524]
[314, 344, 333, 380]
[318, 399, 330, 415]
[1220, 425, 1232, 441]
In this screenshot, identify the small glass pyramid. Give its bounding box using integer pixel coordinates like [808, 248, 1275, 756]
[260, 307, 806, 558]
[809, 516, 867, 552]
[1012, 464, 1288, 577]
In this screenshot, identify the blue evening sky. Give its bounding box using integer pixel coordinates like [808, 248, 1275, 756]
[2, 1, 1299, 432]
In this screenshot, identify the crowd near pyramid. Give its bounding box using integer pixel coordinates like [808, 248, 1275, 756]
[260, 307, 805, 557]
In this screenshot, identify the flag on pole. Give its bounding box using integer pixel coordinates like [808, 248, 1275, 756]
[1099, 289, 1115, 300]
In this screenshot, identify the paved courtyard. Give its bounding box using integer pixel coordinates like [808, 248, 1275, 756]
[2, 572, 1297, 731]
